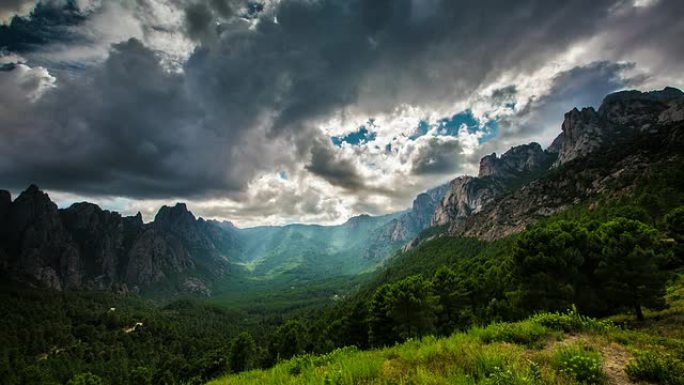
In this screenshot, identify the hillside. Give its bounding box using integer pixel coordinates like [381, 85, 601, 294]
[209, 274, 684, 385]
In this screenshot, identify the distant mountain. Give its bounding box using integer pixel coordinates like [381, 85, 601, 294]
[0, 190, 235, 295]
[420, 87, 684, 242]
[0, 187, 447, 294]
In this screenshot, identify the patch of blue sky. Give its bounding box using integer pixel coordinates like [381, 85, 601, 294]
[410, 109, 499, 144]
[331, 126, 377, 147]
[279, 170, 289, 180]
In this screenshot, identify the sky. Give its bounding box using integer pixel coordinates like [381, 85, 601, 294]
[0, 0, 682, 227]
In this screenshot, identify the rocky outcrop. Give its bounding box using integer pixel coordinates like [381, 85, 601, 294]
[444, 87, 684, 240]
[0, 187, 236, 294]
[374, 183, 449, 243]
[0, 190, 10, 221]
[552, 87, 684, 167]
[478, 143, 552, 180]
[431, 143, 554, 230]
[417, 87, 684, 243]
[432, 177, 505, 227]
[0, 185, 80, 290]
[60, 202, 143, 289]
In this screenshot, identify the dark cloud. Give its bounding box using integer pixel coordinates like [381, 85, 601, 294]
[305, 139, 366, 190]
[184, 3, 217, 42]
[491, 85, 517, 106]
[0, 1, 86, 53]
[0, 0, 681, 205]
[0, 38, 255, 198]
[411, 138, 463, 175]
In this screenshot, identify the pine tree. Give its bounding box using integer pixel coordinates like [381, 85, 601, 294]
[386, 275, 440, 340]
[229, 332, 256, 373]
[512, 221, 589, 312]
[595, 218, 666, 320]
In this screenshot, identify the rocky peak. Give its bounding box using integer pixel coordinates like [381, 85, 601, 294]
[154, 203, 196, 230]
[552, 107, 602, 167]
[598, 87, 683, 126]
[478, 142, 549, 179]
[61, 202, 122, 230]
[126, 212, 144, 227]
[552, 87, 683, 168]
[344, 214, 373, 228]
[432, 176, 505, 226]
[10, 184, 61, 235]
[410, 184, 449, 229]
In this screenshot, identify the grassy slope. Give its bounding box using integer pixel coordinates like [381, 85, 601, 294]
[208, 273, 684, 385]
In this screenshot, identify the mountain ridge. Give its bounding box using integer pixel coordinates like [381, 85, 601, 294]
[1, 86, 682, 295]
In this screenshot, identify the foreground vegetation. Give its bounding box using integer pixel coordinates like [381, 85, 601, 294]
[210, 287, 684, 385]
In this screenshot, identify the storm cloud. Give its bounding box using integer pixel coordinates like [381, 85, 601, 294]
[0, 0, 682, 224]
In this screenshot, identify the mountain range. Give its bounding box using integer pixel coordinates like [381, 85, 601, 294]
[1, 87, 682, 296]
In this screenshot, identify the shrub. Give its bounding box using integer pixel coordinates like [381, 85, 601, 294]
[551, 345, 605, 385]
[472, 321, 549, 347]
[531, 307, 613, 333]
[625, 350, 684, 385]
[67, 373, 104, 385]
[485, 366, 518, 385]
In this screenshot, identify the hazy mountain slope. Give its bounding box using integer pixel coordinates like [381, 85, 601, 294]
[234, 213, 404, 277]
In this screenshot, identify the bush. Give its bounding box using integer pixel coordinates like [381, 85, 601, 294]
[485, 366, 518, 385]
[67, 373, 104, 385]
[531, 307, 613, 333]
[625, 350, 684, 385]
[472, 321, 549, 347]
[551, 345, 605, 385]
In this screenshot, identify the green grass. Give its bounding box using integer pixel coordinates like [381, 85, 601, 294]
[207, 311, 607, 385]
[625, 350, 684, 385]
[550, 344, 605, 385]
[209, 274, 684, 385]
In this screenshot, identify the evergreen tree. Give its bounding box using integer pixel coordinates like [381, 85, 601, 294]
[595, 218, 666, 320]
[512, 221, 590, 312]
[432, 266, 469, 335]
[638, 192, 666, 226]
[387, 275, 440, 340]
[368, 284, 396, 347]
[267, 320, 307, 363]
[229, 332, 256, 373]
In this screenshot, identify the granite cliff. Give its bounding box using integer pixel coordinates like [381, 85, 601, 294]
[429, 87, 684, 241]
[0, 188, 235, 295]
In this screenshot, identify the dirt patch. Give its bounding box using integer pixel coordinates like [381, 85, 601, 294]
[600, 342, 635, 385]
[543, 334, 636, 385]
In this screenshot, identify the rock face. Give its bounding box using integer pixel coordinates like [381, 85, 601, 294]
[429, 87, 684, 241]
[60, 202, 142, 289]
[432, 177, 504, 226]
[375, 183, 449, 243]
[0, 188, 236, 294]
[431, 143, 555, 229]
[0, 185, 81, 290]
[479, 143, 551, 180]
[552, 87, 684, 167]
